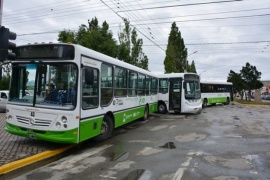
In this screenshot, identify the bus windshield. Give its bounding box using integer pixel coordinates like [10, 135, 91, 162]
[185, 81, 201, 99]
[9, 62, 78, 109]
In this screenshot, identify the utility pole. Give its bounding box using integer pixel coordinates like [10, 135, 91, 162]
[0, 0, 3, 80]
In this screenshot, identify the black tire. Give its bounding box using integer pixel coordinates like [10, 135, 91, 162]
[93, 115, 113, 141]
[158, 102, 167, 114]
[225, 97, 230, 105]
[142, 105, 149, 121]
[203, 99, 208, 108]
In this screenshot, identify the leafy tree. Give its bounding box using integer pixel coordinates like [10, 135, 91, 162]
[118, 19, 131, 64]
[118, 19, 148, 70]
[58, 17, 118, 58]
[227, 62, 263, 101]
[240, 62, 263, 100]
[164, 22, 187, 73]
[188, 60, 197, 73]
[0, 76, 10, 90]
[227, 70, 245, 99]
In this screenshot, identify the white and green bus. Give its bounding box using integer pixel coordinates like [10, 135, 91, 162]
[157, 73, 202, 114]
[5, 43, 158, 143]
[200, 81, 233, 107]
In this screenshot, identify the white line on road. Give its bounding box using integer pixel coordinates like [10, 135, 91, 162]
[172, 152, 199, 180]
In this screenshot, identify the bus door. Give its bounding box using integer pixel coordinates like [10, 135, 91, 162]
[169, 79, 182, 112]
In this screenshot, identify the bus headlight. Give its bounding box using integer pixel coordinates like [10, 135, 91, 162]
[56, 122, 62, 128]
[61, 116, 68, 123]
[7, 115, 12, 121]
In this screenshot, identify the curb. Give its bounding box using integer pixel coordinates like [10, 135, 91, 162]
[0, 144, 76, 175]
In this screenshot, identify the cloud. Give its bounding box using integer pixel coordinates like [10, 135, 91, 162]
[2, 0, 270, 81]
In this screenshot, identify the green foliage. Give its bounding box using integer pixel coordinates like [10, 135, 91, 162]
[58, 17, 118, 58]
[164, 22, 187, 73]
[0, 76, 10, 90]
[118, 19, 149, 70]
[58, 17, 149, 70]
[227, 70, 245, 99]
[227, 62, 263, 100]
[188, 60, 197, 73]
[240, 62, 263, 90]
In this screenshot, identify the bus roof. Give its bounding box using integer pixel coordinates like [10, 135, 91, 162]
[200, 81, 233, 85]
[16, 43, 158, 78]
[157, 73, 198, 78]
[74, 44, 157, 78]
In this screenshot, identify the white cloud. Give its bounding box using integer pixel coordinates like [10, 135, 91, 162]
[2, 0, 270, 81]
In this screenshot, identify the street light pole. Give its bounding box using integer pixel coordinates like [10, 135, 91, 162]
[185, 51, 198, 72]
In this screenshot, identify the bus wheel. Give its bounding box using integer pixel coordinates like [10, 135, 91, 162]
[203, 99, 208, 108]
[225, 97, 230, 105]
[142, 105, 149, 121]
[158, 102, 167, 114]
[93, 115, 113, 141]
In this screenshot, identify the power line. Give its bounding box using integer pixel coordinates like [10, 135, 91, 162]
[117, 0, 244, 12]
[100, 0, 165, 51]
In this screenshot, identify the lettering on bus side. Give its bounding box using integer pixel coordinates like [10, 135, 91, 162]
[139, 97, 145, 105]
[113, 99, 123, 105]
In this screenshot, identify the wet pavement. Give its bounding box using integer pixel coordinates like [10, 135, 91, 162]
[0, 113, 66, 168]
[1, 102, 270, 179]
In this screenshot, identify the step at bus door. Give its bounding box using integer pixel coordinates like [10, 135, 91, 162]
[169, 79, 182, 112]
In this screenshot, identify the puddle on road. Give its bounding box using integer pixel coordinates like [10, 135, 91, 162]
[101, 142, 129, 161]
[123, 169, 152, 180]
[232, 116, 240, 120]
[159, 142, 176, 149]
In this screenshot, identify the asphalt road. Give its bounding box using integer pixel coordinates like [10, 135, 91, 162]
[12, 103, 270, 180]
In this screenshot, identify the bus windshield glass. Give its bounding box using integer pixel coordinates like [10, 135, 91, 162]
[9, 62, 78, 109]
[185, 81, 201, 99]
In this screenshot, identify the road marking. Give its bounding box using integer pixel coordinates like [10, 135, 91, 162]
[172, 151, 199, 180]
[99, 175, 117, 179]
[51, 144, 112, 170]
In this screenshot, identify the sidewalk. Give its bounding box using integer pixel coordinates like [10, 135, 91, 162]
[0, 113, 73, 176]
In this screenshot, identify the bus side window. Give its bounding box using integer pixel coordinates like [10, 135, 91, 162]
[82, 67, 99, 109]
[101, 63, 113, 106]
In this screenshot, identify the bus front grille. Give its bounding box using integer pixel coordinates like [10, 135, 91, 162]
[16, 116, 52, 127]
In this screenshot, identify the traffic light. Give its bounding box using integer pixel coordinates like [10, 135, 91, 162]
[0, 26, 17, 61]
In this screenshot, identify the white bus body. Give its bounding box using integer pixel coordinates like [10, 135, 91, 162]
[6, 43, 158, 143]
[200, 81, 233, 107]
[157, 73, 202, 114]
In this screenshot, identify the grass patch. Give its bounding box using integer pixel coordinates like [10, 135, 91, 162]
[234, 98, 270, 105]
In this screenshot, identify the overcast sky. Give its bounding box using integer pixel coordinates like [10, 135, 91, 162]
[2, 0, 270, 82]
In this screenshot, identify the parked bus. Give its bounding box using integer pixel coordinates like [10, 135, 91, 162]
[5, 43, 158, 143]
[157, 73, 202, 114]
[200, 81, 233, 107]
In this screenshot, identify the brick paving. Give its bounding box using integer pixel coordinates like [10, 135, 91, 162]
[0, 113, 65, 166]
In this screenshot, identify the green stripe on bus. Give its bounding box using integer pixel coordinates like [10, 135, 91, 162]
[206, 97, 227, 104]
[5, 123, 78, 143]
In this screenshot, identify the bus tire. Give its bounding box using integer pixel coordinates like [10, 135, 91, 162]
[93, 115, 113, 141]
[158, 102, 167, 114]
[225, 97, 230, 105]
[203, 98, 208, 108]
[142, 105, 149, 121]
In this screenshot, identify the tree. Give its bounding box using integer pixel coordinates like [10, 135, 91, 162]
[188, 60, 197, 73]
[240, 62, 263, 101]
[0, 76, 10, 90]
[227, 70, 245, 99]
[164, 22, 187, 73]
[118, 19, 149, 70]
[227, 62, 263, 101]
[58, 17, 118, 58]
